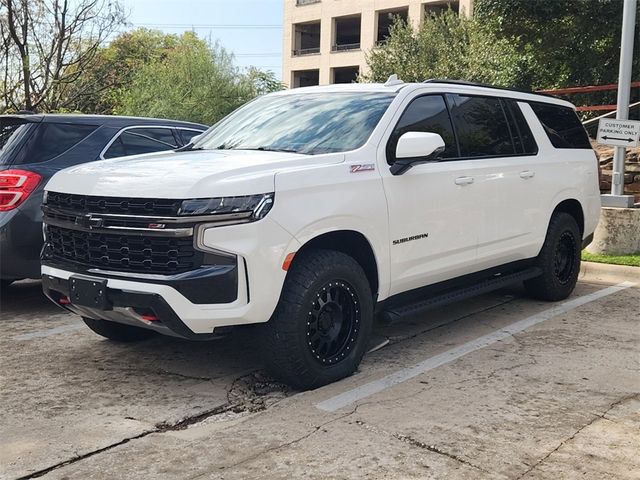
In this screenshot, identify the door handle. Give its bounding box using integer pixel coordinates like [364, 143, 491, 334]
[519, 170, 535, 179]
[454, 176, 474, 186]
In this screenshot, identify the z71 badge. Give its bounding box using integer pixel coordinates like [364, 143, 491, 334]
[350, 164, 375, 173]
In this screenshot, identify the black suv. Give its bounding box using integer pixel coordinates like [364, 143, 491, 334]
[0, 114, 207, 286]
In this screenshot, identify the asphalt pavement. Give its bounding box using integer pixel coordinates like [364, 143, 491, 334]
[1, 263, 638, 480]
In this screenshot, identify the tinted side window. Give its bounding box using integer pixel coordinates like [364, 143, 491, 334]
[177, 128, 205, 145]
[105, 136, 126, 158]
[387, 95, 457, 164]
[449, 95, 515, 157]
[504, 100, 538, 155]
[104, 128, 178, 159]
[12, 123, 97, 165]
[529, 103, 591, 149]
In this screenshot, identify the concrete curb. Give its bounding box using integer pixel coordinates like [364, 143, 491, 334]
[580, 261, 639, 284]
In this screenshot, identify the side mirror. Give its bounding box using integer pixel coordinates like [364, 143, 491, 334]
[390, 132, 446, 175]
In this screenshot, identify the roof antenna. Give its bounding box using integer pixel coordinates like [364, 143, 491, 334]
[384, 74, 404, 87]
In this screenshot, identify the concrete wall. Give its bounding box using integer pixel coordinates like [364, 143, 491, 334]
[586, 207, 640, 256]
[282, 0, 474, 88]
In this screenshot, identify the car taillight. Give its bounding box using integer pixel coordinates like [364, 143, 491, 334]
[0, 169, 42, 211]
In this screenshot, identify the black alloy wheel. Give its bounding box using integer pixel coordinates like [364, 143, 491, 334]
[307, 280, 361, 366]
[524, 212, 581, 301]
[259, 249, 374, 390]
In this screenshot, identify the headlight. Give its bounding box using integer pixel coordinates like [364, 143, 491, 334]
[178, 193, 274, 225]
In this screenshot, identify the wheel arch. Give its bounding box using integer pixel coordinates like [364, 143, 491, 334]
[552, 198, 585, 236]
[292, 230, 380, 299]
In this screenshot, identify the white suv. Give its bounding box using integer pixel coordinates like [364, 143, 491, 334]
[41, 79, 600, 389]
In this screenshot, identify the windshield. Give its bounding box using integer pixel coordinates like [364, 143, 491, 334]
[195, 92, 396, 155]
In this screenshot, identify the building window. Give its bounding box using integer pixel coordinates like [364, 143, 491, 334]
[332, 66, 360, 84]
[424, 1, 459, 16]
[376, 8, 409, 44]
[296, 0, 320, 5]
[332, 15, 361, 52]
[293, 21, 321, 56]
[293, 69, 320, 88]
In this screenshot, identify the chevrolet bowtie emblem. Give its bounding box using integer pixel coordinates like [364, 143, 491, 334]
[74, 214, 103, 229]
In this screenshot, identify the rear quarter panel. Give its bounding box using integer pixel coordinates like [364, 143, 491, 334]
[519, 102, 600, 253]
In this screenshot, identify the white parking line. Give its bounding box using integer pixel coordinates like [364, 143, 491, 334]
[14, 323, 84, 341]
[316, 281, 635, 412]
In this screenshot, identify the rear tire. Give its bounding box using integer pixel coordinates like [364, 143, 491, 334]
[82, 317, 156, 342]
[524, 212, 581, 301]
[259, 249, 374, 390]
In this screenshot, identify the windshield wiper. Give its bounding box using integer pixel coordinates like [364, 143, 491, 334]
[176, 143, 203, 152]
[245, 146, 300, 154]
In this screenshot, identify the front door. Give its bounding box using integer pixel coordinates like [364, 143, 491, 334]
[379, 93, 482, 296]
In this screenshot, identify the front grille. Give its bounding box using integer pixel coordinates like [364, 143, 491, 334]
[46, 192, 182, 217]
[44, 225, 201, 275]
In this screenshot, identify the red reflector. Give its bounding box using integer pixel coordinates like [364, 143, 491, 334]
[141, 314, 159, 322]
[0, 169, 42, 211]
[59, 297, 71, 305]
[282, 252, 296, 271]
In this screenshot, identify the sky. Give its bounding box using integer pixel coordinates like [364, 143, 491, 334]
[119, 0, 284, 80]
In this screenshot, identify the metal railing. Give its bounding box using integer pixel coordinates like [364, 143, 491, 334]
[331, 43, 360, 52]
[293, 47, 321, 56]
[539, 81, 640, 112]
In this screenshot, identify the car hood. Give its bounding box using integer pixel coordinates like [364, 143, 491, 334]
[45, 149, 343, 198]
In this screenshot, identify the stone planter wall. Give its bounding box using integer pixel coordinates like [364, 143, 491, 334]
[595, 143, 640, 203]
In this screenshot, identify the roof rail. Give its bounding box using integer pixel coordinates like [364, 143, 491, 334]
[423, 78, 556, 99]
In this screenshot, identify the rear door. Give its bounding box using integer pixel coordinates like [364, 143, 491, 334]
[446, 94, 542, 269]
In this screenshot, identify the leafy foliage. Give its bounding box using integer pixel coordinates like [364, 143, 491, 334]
[365, 1, 640, 91]
[61, 29, 182, 114]
[114, 32, 282, 125]
[474, 0, 640, 89]
[0, 0, 126, 112]
[363, 10, 525, 87]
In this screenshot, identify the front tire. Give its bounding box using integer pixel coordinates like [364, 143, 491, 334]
[83, 317, 156, 342]
[524, 212, 581, 301]
[260, 249, 374, 390]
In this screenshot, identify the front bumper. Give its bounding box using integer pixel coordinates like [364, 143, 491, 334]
[42, 263, 251, 338]
[41, 217, 300, 337]
[42, 273, 224, 339]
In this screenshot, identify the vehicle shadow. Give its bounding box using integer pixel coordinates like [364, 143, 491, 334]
[0, 279, 60, 318]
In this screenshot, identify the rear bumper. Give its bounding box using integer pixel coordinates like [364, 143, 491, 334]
[0, 195, 44, 280]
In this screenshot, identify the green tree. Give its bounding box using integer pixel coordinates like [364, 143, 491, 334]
[244, 66, 285, 96]
[474, 0, 640, 89]
[363, 10, 525, 87]
[0, 0, 125, 112]
[61, 29, 181, 114]
[114, 32, 280, 125]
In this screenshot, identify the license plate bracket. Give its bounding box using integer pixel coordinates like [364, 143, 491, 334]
[69, 276, 111, 310]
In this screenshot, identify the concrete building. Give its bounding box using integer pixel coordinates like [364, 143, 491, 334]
[282, 0, 474, 88]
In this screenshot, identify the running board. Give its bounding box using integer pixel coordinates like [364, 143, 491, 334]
[381, 267, 542, 324]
